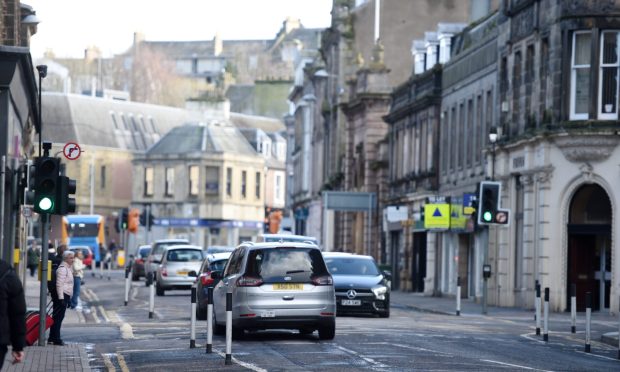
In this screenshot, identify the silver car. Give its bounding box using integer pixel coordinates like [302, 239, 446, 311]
[145, 238, 189, 282]
[155, 245, 204, 296]
[212, 242, 336, 340]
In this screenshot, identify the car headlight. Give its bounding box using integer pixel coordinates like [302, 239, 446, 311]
[371, 285, 388, 300]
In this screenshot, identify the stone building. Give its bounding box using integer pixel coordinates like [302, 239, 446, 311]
[0, 1, 41, 262]
[131, 122, 265, 247]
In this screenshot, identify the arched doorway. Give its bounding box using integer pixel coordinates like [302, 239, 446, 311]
[567, 184, 612, 311]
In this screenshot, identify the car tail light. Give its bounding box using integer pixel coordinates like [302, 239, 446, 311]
[311, 275, 333, 286]
[236, 276, 263, 287]
[200, 272, 214, 286]
[135, 258, 144, 265]
[161, 265, 168, 277]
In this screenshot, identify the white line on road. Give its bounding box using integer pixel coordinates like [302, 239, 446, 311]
[120, 322, 134, 339]
[335, 345, 389, 369]
[98, 305, 110, 322]
[214, 350, 268, 372]
[116, 352, 130, 372]
[102, 353, 115, 371]
[480, 359, 553, 371]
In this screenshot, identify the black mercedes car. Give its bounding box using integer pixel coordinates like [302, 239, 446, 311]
[323, 253, 390, 318]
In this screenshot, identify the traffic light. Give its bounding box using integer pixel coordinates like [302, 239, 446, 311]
[477, 181, 500, 225]
[56, 175, 77, 215]
[33, 156, 60, 214]
[147, 212, 155, 231]
[119, 208, 129, 231]
[139, 211, 146, 226]
[128, 208, 140, 233]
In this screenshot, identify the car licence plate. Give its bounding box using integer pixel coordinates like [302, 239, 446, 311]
[273, 283, 303, 290]
[342, 299, 361, 306]
[177, 271, 188, 276]
[261, 311, 275, 318]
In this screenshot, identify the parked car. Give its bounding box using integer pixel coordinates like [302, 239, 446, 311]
[155, 245, 204, 296]
[205, 246, 235, 255]
[322, 252, 390, 318]
[68, 246, 93, 268]
[257, 234, 319, 247]
[131, 245, 151, 281]
[212, 241, 336, 340]
[145, 238, 189, 282]
[195, 252, 232, 320]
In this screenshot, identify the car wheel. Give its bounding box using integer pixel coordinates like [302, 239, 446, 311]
[213, 311, 225, 335]
[156, 282, 165, 296]
[196, 304, 207, 320]
[318, 322, 335, 340]
[379, 301, 390, 318]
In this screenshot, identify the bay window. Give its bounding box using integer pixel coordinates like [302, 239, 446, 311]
[599, 31, 619, 119]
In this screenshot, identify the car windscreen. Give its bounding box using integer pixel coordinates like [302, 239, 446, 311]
[209, 259, 228, 272]
[139, 248, 151, 258]
[324, 257, 380, 276]
[245, 248, 328, 283]
[153, 242, 185, 255]
[166, 249, 203, 262]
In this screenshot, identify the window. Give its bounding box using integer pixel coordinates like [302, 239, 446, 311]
[571, 31, 591, 120]
[441, 111, 448, 172]
[165, 168, 174, 196]
[144, 167, 154, 196]
[512, 51, 522, 135]
[450, 106, 456, 171]
[100, 165, 106, 189]
[205, 166, 219, 194]
[466, 99, 473, 166]
[255, 172, 261, 199]
[599, 31, 619, 119]
[458, 103, 464, 168]
[475, 95, 483, 164]
[226, 167, 233, 197]
[189, 165, 199, 196]
[540, 38, 549, 116]
[241, 170, 247, 198]
[275, 174, 283, 201]
[486, 90, 493, 145]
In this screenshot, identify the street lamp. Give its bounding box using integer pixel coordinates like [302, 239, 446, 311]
[489, 126, 498, 181]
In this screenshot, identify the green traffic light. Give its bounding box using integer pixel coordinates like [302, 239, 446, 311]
[483, 211, 493, 222]
[38, 197, 54, 211]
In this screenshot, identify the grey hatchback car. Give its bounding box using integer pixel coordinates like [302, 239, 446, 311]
[212, 242, 336, 340]
[155, 245, 204, 296]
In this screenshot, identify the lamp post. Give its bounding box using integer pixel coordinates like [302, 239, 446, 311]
[489, 126, 498, 181]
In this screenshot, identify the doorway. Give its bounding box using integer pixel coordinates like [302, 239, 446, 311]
[390, 231, 401, 290]
[457, 234, 471, 298]
[566, 184, 611, 311]
[411, 232, 426, 292]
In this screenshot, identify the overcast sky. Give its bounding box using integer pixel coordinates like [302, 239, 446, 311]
[25, 0, 333, 58]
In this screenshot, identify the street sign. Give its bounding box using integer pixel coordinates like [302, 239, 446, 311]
[450, 203, 467, 230]
[495, 209, 510, 225]
[63, 142, 81, 160]
[424, 203, 450, 229]
[463, 193, 477, 215]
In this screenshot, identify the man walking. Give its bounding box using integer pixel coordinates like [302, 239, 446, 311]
[0, 259, 26, 369]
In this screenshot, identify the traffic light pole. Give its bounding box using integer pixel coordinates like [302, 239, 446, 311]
[38, 213, 49, 346]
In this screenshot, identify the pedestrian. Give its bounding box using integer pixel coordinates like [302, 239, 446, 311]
[47, 245, 67, 298]
[99, 243, 107, 269]
[26, 244, 40, 277]
[0, 259, 26, 369]
[108, 240, 117, 269]
[48, 251, 74, 346]
[71, 250, 85, 309]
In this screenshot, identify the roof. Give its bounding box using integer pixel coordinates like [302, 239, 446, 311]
[229, 112, 285, 133]
[146, 122, 258, 156]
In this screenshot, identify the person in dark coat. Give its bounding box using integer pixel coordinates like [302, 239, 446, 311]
[0, 259, 26, 369]
[26, 244, 40, 277]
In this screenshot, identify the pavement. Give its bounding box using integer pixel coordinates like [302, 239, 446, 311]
[3, 273, 619, 371]
[1, 275, 90, 372]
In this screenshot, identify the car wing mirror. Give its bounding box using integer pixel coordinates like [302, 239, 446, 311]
[382, 270, 392, 280]
[210, 271, 222, 280]
[188, 270, 197, 277]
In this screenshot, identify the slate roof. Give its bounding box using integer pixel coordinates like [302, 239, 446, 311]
[41, 92, 203, 151]
[147, 122, 257, 156]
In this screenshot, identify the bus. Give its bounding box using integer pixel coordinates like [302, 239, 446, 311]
[61, 214, 105, 262]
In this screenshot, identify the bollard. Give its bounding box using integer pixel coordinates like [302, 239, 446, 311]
[124, 267, 130, 306]
[206, 287, 214, 354]
[456, 276, 461, 316]
[570, 283, 576, 333]
[99, 259, 104, 279]
[535, 284, 541, 336]
[190, 286, 197, 348]
[225, 292, 232, 365]
[543, 287, 549, 342]
[585, 292, 591, 353]
[148, 272, 155, 319]
[534, 280, 539, 321]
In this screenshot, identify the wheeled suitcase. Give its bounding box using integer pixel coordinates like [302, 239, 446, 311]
[25, 302, 54, 346]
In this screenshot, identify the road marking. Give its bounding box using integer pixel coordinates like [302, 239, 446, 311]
[117, 352, 130, 372]
[575, 351, 619, 361]
[90, 305, 101, 324]
[102, 353, 115, 371]
[387, 343, 453, 356]
[120, 322, 134, 339]
[480, 359, 553, 371]
[214, 350, 268, 372]
[335, 345, 389, 368]
[98, 305, 110, 322]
